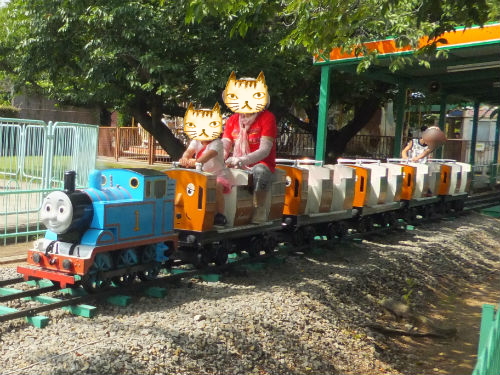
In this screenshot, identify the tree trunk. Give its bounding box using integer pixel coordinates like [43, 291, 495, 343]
[132, 103, 186, 161]
[324, 94, 382, 163]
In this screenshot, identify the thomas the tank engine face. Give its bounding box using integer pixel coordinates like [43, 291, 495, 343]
[40, 191, 74, 234]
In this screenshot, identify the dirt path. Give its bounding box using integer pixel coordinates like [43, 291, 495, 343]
[391, 272, 500, 375]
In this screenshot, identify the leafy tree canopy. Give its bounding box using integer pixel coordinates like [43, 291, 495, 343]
[0, 0, 331, 158]
[0, 0, 497, 161]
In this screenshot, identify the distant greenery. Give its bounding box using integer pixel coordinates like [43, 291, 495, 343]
[0, 156, 72, 176]
[95, 158, 169, 171]
[0, 104, 19, 118]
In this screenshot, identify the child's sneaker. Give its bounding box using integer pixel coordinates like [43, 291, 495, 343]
[214, 213, 227, 226]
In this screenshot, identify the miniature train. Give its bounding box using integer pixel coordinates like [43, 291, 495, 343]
[17, 158, 471, 292]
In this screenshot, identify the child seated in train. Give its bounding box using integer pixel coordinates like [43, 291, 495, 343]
[402, 126, 447, 163]
[178, 103, 233, 226]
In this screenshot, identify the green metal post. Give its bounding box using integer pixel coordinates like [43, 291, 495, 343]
[491, 111, 500, 185]
[436, 93, 447, 159]
[393, 82, 407, 157]
[315, 65, 332, 162]
[477, 304, 495, 356]
[469, 101, 480, 165]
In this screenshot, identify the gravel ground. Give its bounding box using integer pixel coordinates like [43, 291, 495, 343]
[1, 211, 500, 375]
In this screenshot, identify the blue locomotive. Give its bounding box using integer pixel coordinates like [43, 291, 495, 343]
[17, 168, 178, 292]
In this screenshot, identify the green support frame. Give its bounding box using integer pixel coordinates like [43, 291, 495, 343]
[469, 101, 480, 165]
[315, 65, 332, 161]
[393, 83, 407, 157]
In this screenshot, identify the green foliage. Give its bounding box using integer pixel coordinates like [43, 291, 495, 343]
[402, 277, 416, 306]
[0, 0, 496, 159]
[117, 112, 133, 128]
[186, 0, 495, 67]
[0, 104, 19, 118]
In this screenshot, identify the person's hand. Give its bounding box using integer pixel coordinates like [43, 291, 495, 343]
[225, 156, 242, 168]
[179, 158, 196, 168]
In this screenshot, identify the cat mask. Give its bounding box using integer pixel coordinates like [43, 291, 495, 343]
[223, 71, 269, 114]
[183, 102, 223, 141]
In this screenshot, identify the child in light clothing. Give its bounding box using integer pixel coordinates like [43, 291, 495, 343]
[179, 138, 233, 225]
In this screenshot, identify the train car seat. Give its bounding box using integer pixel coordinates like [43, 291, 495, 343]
[380, 163, 404, 202]
[356, 160, 389, 206]
[426, 162, 442, 195]
[267, 168, 286, 220]
[455, 162, 472, 193]
[325, 164, 355, 211]
[299, 163, 334, 214]
[407, 163, 431, 198]
[224, 169, 254, 226]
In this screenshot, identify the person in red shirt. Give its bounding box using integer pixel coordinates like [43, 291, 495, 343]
[222, 71, 277, 223]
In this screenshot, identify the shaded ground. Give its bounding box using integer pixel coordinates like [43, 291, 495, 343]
[1, 214, 499, 374]
[390, 273, 499, 374]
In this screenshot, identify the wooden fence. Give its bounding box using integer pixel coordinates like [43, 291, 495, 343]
[97, 127, 399, 163]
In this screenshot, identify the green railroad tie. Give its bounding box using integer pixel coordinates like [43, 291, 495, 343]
[22, 295, 96, 318]
[312, 247, 326, 256]
[242, 263, 265, 272]
[406, 225, 415, 231]
[26, 279, 55, 288]
[106, 295, 132, 307]
[144, 287, 168, 298]
[60, 287, 88, 296]
[170, 269, 190, 275]
[197, 274, 221, 282]
[263, 256, 286, 266]
[0, 287, 22, 296]
[0, 305, 49, 328]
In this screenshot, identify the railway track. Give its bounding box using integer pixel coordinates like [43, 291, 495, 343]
[464, 189, 500, 211]
[0, 251, 282, 327]
[1, 189, 498, 328]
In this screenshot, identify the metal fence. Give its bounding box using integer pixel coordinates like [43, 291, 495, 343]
[473, 303, 500, 375]
[1, 119, 99, 245]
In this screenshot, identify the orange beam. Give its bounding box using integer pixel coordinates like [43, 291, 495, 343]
[316, 22, 500, 63]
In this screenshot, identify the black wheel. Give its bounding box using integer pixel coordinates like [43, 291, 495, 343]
[377, 213, 389, 228]
[303, 226, 316, 245]
[262, 234, 277, 254]
[247, 236, 263, 257]
[292, 228, 304, 246]
[112, 249, 138, 286]
[192, 244, 212, 269]
[454, 199, 465, 213]
[404, 207, 418, 224]
[418, 205, 429, 220]
[386, 212, 398, 228]
[357, 216, 374, 233]
[137, 245, 161, 281]
[435, 201, 446, 216]
[82, 253, 113, 293]
[328, 222, 349, 240]
[214, 243, 229, 266]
